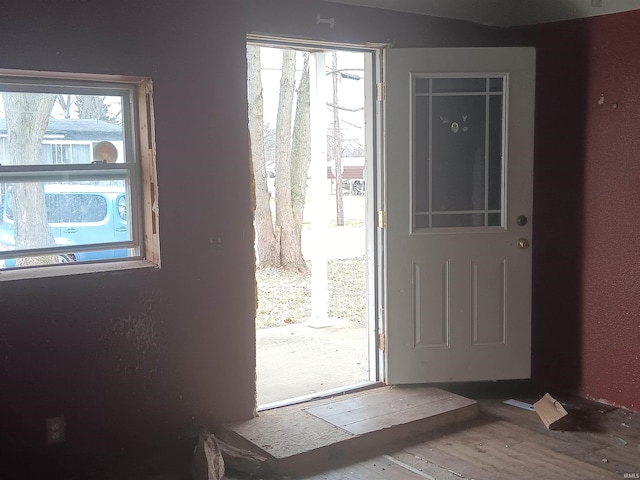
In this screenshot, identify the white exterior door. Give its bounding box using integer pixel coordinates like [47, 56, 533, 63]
[383, 48, 536, 384]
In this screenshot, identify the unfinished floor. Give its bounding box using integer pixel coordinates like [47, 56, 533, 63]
[279, 385, 640, 480]
[223, 383, 640, 480]
[20, 383, 640, 479]
[220, 386, 478, 476]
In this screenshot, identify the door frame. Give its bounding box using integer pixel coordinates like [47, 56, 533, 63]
[247, 35, 386, 409]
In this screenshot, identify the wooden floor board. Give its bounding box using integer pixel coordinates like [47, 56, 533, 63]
[305, 387, 452, 419]
[401, 434, 618, 480]
[595, 445, 640, 473]
[306, 388, 474, 435]
[309, 393, 455, 427]
[402, 445, 505, 480]
[289, 389, 640, 480]
[223, 386, 475, 466]
[341, 398, 475, 435]
[474, 407, 633, 475]
[298, 456, 431, 479]
[390, 450, 474, 480]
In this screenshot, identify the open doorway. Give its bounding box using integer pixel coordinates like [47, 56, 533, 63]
[247, 40, 379, 408]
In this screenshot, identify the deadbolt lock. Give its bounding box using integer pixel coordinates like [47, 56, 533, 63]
[518, 238, 530, 249]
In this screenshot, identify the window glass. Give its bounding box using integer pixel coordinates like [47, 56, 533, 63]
[48, 194, 107, 223]
[0, 78, 146, 271]
[117, 195, 127, 221]
[1, 93, 125, 166]
[6, 193, 107, 223]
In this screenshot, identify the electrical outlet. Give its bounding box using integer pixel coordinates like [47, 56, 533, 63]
[46, 415, 65, 445]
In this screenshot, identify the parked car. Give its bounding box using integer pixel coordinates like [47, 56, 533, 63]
[0, 184, 129, 267]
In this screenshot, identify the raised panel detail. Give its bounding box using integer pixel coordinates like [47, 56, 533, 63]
[471, 258, 507, 345]
[413, 260, 450, 347]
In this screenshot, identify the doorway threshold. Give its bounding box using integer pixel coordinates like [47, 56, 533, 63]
[257, 380, 381, 412]
[218, 385, 477, 477]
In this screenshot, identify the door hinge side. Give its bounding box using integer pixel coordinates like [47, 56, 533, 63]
[377, 210, 386, 229]
[378, 332, 386, 352]
[377, 82, 385, 102]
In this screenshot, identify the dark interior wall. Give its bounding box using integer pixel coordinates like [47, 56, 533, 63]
[514, 11, 640, 411]
[0, 0, 257, 459]
[245, 0, 507, 46]
[0, 0, 508, 463]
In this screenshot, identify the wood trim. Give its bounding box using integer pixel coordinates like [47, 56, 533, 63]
[136, 78, 161, 267]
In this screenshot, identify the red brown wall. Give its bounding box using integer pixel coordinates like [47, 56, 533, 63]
[0, 0, 506, 471]
[515, 11, 640, 410]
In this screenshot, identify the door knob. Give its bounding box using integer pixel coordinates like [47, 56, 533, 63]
[517, 238, 530, 249]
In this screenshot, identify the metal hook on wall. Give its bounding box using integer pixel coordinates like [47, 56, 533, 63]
[316, 14, 335, 28]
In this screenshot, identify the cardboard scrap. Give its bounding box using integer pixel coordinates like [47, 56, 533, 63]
[534, 393, 571, 430]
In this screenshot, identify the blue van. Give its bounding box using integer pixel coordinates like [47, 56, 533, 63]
[0, 184, 129, 267]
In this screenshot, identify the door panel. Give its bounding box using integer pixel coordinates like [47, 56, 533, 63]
[412, 259, 450, 348]
[384, 47, 535, 384]
[470, 257, 507, 346]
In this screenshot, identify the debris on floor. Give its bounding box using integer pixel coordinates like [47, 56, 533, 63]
[504, 399, 535, 411]
[534, 393, 571, 430]
[611, 435, 628, 447]
[216, 437, 271, 477]
[192, 433, 225, 480]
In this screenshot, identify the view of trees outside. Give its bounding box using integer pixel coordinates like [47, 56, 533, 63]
[248, 46, 365, 273]
[252, 48, 369, 402]
[0, 92, 122, 266]
[3, 93, 57, 266]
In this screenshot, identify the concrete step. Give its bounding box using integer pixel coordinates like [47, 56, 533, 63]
[217, 386, 478, 477]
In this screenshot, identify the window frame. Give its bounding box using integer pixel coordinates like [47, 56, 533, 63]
[0, 70, 159, 276]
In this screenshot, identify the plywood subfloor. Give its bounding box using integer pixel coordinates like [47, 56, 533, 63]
[306, 386, 472, 435]
[220, 386, 477, 476]
[288, 386, 640, 480]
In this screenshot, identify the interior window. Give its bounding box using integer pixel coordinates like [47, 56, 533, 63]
[0, 73, 159, 272]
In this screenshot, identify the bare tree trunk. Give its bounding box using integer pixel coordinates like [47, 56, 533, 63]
[247, 45, 280, 267]
[56, 95, 73, 119]
[331, 52, 344, 226]
[77, 95, 105, 120]
[275, 50, 307, 272]
[290, 53, 311, 234]
[4, 93, 57, 266]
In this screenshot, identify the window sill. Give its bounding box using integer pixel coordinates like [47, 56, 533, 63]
[0, 259, 159, 282]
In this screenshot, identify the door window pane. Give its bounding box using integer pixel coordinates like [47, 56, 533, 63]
[414, 96, 430, 213]
[488, 95, 504, 211]
[431, 94, 486, 212]
[432, 213, 485, 228]
[412, 76, 505, 230]
[489, 77, 503, 92]
[432, 77, 486, 93]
